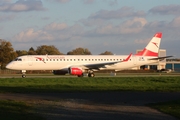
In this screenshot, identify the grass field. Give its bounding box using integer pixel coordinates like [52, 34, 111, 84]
[0, 76, 180, 93]
[0, 76, 180, 119]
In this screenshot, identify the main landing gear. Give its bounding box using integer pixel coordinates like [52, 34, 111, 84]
[88, 70, 95, 77]
[77, 71, 95, 77]
[22, 70, 26, 78]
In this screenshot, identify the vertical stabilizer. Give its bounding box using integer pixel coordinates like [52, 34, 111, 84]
[135, 32, 162, 57]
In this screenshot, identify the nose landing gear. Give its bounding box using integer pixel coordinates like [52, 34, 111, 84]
[22, 70, 26, 78]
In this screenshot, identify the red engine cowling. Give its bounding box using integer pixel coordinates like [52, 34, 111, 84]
[69, 67, 83, 76]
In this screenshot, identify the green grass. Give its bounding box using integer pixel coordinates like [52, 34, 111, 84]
[0, 100, 44, 120]
[0, 76, 180, 93]
[148, 100, 180, 119]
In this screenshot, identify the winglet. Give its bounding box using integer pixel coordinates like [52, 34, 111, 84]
[123, 53, 132, 62]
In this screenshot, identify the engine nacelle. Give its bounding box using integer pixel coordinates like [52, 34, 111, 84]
[53, 70, 68, 75]
[69, 67, 83, 76]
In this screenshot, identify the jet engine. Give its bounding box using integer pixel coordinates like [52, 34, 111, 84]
[68, 67, 84, 76]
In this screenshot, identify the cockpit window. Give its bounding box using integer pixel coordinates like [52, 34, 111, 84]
[14, 58, 22, 61]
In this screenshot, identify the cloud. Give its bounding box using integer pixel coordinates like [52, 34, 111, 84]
[93, 17, 147, 35]
[0, 0, 11, 3]
[83, 0, 95, 4]
[169, 16, 180, 27]
[47, 0, 71, 3]
[13, 23, 84, 42]
[109, 0, 118, 6]
[14, 28, 53, 42]
[0, 14, 16, 21]
[119, 17, 147, 34]
[89, 7, 146, 19]
[149, 4, 180, 15]
[0, 0, 46, 12]
[44, 22, 68, 31]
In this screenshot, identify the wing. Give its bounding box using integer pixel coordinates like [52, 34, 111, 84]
[80, 53, 132, 70]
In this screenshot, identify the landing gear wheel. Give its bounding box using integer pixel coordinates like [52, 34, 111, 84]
[88, 73, 95, 77]
[21, 70, 26, 78]
[22, 74, 26, 78]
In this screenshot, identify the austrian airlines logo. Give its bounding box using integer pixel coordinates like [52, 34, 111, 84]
[35, 57, 46, 63]
[152, 42, 158, 48]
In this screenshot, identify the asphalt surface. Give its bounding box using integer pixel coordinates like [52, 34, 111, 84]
[1, 92, 180, 120]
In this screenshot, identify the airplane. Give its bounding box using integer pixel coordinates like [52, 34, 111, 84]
[6, 32, 172, 78]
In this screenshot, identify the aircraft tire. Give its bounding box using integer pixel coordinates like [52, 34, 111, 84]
[22, 74, 26, 78]
[88, 73, 95, 77]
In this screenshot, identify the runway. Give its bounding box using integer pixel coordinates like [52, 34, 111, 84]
[1, 72, 180, 78]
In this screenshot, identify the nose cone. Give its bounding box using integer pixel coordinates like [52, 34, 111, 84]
[6, 63, 13, 69]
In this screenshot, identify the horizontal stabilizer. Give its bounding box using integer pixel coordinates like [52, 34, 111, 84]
[148, 56, 173, 60]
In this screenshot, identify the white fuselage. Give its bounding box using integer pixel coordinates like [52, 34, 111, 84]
[6, 55, 158, 71]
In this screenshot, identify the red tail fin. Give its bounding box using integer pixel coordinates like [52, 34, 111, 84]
[135, 32, 162, 57]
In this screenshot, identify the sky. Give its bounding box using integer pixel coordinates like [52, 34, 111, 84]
[0, 0, 180, 57]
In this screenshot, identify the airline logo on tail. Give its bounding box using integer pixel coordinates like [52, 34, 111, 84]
[135, 32, 162, 57]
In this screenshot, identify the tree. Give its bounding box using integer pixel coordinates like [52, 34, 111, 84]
[16, 50, 28, 56]
[28, 47, 37, 55]
[99, 51, 113, 55]
[0, 39, 17, 69]
[67, 47, 92, 55]
[36, 45, 64, 55]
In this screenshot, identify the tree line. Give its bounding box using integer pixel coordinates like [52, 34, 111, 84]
[0, 39, 113, 69]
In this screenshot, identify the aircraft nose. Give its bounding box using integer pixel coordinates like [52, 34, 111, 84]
[6, 63, 13, 69]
